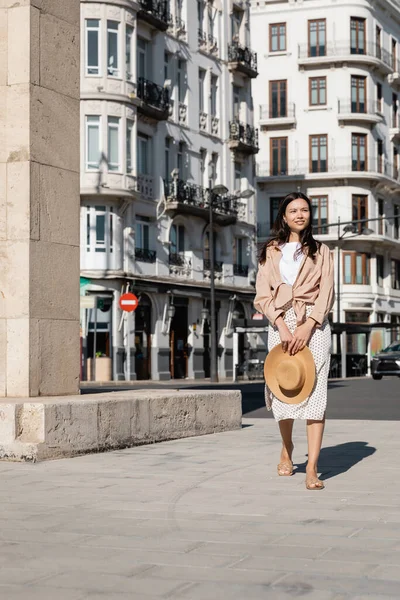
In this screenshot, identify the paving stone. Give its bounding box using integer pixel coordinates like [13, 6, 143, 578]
[174, 581, 337, 600]
[0, 587, 84, 600]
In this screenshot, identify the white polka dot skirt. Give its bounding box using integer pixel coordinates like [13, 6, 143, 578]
[265, 302, 332, 421]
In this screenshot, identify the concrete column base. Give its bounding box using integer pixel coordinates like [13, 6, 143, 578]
[0, 390, 242, 462]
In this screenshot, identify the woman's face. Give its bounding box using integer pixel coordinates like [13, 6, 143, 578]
[283, 198, 310, 234]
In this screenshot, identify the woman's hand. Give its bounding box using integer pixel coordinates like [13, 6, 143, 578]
[288, 319, 315, 356]
[275, 316, 293, 354]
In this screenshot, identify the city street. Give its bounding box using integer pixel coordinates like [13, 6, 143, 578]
[82, 376, 400, 420]
[1, 398, 400, 598]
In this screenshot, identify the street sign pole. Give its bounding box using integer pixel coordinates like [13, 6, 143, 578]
[127, 311, 131, 382]
[119, 292, 139, 382]
[92, 296, 97, 382]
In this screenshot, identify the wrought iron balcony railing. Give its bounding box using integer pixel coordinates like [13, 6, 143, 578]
[164, 179, 238, 219]
[256, 157, 400, 181]
[298, 41, 392, 69]
[228, 43, 258, 74]
[204, 258, 223, 272]
[198, 28, 207, 45]
[137, 77, 170, 113]
[138, 0, 169, 28]
[233, 264, 249, 277]
[338, 99, 380, 115]
[260, 103, 296, 120]
[135, 248, 157, 263]
[169, 252, 186, 266]
[229, 120, 259, 151]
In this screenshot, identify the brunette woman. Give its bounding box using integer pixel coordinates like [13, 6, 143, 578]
[254, 192, 334, 490]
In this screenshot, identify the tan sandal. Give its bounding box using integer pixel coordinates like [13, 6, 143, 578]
[305, 476, 325, 490]
[277, 461, 293, 476]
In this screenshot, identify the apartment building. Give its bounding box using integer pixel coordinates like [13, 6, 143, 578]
[251, 0, 400, 367]
[80, 0, 258, 380]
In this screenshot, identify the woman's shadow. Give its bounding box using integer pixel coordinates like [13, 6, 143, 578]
[294, 441, 376, 481]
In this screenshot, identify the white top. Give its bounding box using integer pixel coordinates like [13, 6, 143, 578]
[279, 242, 303, 286]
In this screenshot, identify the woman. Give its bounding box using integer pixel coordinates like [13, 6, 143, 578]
[254, 192, 334, 490]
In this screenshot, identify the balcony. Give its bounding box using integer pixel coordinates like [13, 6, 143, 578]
[169, 253, 192, 278]
[228, 120, 259, 154]
[259, 103, 296, 129]
[234, 264, 249, 277]
[138, 0, 170, 31]
[168, 16, 187, 40]
[135, 248, 157, 263]
[198, 29, 219, 57]
[204, 259, 223, 272]
[164, 179, 238, 226]
[337, 99, 382, 124]
[228, 43, 258, 78]
[390, 114, 400, 142]
[256, 157, 400, 187]
[137, 77, 170, 121]
[297, 41, 393, 74]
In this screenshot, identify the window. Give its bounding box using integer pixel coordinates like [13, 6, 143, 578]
[352, 194, 368, 233]
[377, 254, 384, 286]
[377, 82, 382, 113]
[352, 133, 367, 171]
[177, 59, 186, 103]
[199, 69, 206, 112]
[136, 217, 150, 251]
[392, 39, 397, 70]
[107, 21, 119, 77]
[208, 153, 218, 189]
[309, 77, 326, 106]
[164, 51, 170, 82]
[350, 17, 365, 54]
[231, 10, 242, 40]
[208, 4, 215, 40]
[390, 314, 400, 341]
[200, 148, 207, 186]
[269, 80, 287, 118]
[310, 135, 327, 172]
[270, 197, 283, 227]
[234, 161, 242, 191]
[377, 139, 384, 173]
[269, 23, 286, 52]
[86, 116, 100, 170]
[351, 76, 366, 113]
[233, 238, 245, 266]
[345, 311, 370, 323]
[137, 38, 148, 79]
[86, 19, 100, 76]
[126, 25, 133, 80]
[232, 85, 241, 118]
[311, 196, 328, 233]
[270, 138, 288, 175]
[343, 252, 370, 284]
[308, 19, 326, 57]
[86, 206, 114, 254]
[376, 26, 382, 59]
[394, 147, 399, 180]
[395, 204, 400, 239]
[393, 93, 398, 128]
[391, 259, 400, 289]
[126, 120, 133, 173]
[165, 137, 171, 182]
[378, 198, 384, 235]
[211, 75, 218, 116]
[137, 135, 151, 175]
[204, 231, 217, 262]
[107, 117, 120, 171]
[197, 0, 204, 33]
[177, 141, 185, 177]
[170, 224, 185, 254]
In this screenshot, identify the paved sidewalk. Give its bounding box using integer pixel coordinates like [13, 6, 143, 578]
[0, 418, 399, 599]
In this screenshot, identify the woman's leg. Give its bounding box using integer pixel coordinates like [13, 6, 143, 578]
[306, 417, 325, 488]
[277, 419, 295, 475]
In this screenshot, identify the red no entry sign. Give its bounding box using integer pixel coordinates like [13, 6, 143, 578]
[119, 292, 139, 312]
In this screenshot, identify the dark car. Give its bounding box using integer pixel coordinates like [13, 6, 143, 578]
[370, 340, 400, 380]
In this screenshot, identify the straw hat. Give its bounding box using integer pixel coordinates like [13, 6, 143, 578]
[264, 344, 316, 404]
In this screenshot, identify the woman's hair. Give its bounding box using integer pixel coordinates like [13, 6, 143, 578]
[258, 192, 321, 264]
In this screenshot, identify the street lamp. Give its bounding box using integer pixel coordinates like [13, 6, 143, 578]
[208, 185, 254, 383]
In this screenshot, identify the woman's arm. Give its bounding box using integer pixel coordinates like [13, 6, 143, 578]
[254, 264, 284, 326]
[309, 245, 335, 326]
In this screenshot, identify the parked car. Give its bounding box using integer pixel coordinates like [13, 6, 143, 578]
[370, 340, 400, 380]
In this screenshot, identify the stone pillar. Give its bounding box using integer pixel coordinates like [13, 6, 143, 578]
[0, 1, 80, 396]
